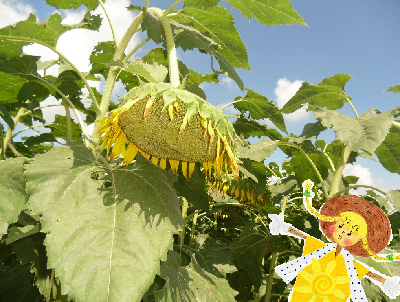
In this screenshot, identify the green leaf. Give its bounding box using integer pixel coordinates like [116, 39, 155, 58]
[237, 138, 279, 162]
[173, 166, 209, 210]
[234, 89, 287, 132]
[89, 41, 116, 78]
[0, 56, 51, 103]
[314, 108, 394, 154]
[387, 190, 400, 211]
[0, 258, 43, 302]
[226, 0, 306, 26]
[0, 157, 27, 237]
[0, 13, 101, 58]
[172, 6, 249, 70]
[122, 59, 168, 83]
[192, 234, 236, 278]
[46, 115, 82, 141]
[25, 147, 183, 302]
[0, 103, 14, 129]
[376, 129, 400, 175]
[299, 121, 326, 140]
[281, 74, 352, 113]
[233, 115, 282, 139]
[231, 222, 286, 289]
[154, 250, 237, 301]
[24, 133, 58, 147]
[45, 0, 99, 10]
[384, 84, 400, 94]
[184, 0, 219, 8]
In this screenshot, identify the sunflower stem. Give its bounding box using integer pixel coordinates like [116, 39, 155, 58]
[150, 7, 180, 87]
[328, 145, 351, 198]
[0, 122, 5, 160]
[46, 268, 55, 302]
[62, 101, 73, 143]
[180, 197, 188, 246]
[2, 108, 26, 159]
[189, 212, 198, 248]
[98, 0, 118, 47]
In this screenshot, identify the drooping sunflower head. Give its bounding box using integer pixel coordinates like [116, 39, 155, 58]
[99, 83, 240, 179]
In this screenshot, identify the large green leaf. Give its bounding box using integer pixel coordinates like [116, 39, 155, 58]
[0, 12, 101, 58]
[234, 89, 287, 132]
[314, 108, 394, 154]
[376, 128, 400, 175]
[45, 0, 99, 10]
[122, 59, 168, 83]
[237, 138, 279, 162]
[154, 250, 237, 301]
[46, 115, 82, 142]
[172, 5, 249, 70]
[226, 0, 306, 25]
[0, 157, 27, 237]
[25, 146, 183, 302]
[281, 74, 352, 113]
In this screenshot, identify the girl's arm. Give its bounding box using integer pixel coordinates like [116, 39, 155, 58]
[268, 212, 308, 239]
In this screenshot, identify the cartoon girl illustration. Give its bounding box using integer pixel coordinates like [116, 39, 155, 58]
[268, 179, 400, 301]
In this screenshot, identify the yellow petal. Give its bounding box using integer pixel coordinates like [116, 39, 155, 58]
[168, 104, 174, 122]
[111, 123, 121, 143]
[140, 150, 150, 160]
[188, 162, 195, 179]
[322, 297, 330, 302]
[160, 158, 167, 170]
[182, 161, 188, 179]
[294, 286, 313, 293]
[235, 188, 240, 199]
[333, 289, 346, 299]
[335, 275, 351, 284]
[312, 258, 321, 274]
[203, 162, 209, 177]
[207, 161, 212, 178]
[110, 132, 126, 160]
[151, 156, 159, 166]
[299, 270, 314, 283]
[143, 98, 154, 121]
[179, 112, 188, 135]
[325, 260, 337, 275]
[123, 142, 138, 165]
[216, 135, 221, 158]
[309, 297, 317, 302]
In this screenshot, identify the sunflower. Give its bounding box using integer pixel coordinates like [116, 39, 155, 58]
[291, 251, 351, 302]
[99, 83, 240, 180]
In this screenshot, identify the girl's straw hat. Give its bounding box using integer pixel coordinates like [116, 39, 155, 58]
[319, 195, 391, 257]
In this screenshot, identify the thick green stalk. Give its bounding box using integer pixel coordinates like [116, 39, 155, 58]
[150, 7, 180, 87]
[189, 212, 198, 247]
[332, 184, 386, 197]
[2, 108, 26, 159]
[62, 101, 73, 143]
[328, 145, 351, 198]
[91, 12, 144, 147]
[392, 120, 400, 131]
[0, 122, 5, 160]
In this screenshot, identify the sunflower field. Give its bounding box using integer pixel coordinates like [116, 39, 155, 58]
[0, 0, 400, 301]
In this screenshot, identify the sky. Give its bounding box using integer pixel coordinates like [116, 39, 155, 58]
[1, 0, 400, 195]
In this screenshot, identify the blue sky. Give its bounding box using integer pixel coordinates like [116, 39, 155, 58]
[1, 0, 400, 194]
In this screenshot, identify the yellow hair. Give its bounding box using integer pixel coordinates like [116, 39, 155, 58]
[302, 179, 338, 222]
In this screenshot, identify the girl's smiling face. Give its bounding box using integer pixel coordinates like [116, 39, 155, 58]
[329, 218, 362, 247]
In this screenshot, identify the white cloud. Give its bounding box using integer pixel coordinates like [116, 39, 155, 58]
[220, 75, 237, 90]
[0, 0, 34, 28]
[342, 163, 398, 196]
[274, 78, 307, 122]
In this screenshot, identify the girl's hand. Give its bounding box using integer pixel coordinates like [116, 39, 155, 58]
[268, 212, 290, 235]
[382, 276, 400, 299]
